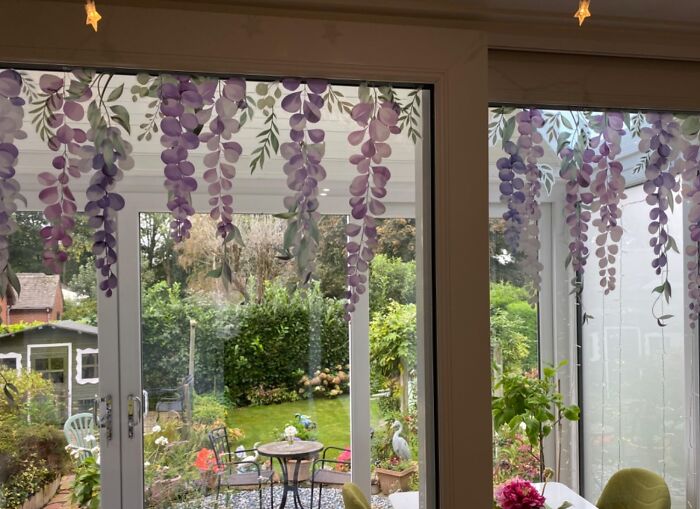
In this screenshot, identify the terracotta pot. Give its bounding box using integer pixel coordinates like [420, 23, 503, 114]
[375, 465, 417, 495]
[201, 470, 218, 490]
[287, 459, 313, 482]
[149, 475, 183, 504]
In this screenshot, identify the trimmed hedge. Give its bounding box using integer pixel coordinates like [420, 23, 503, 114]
[141, 282, 349, 406]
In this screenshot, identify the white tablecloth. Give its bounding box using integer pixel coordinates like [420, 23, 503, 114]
[388, 491, 419, 509]
[533, 482, 598, 509]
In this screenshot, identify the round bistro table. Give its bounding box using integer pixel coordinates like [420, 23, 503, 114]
[257, 440, 324, 509]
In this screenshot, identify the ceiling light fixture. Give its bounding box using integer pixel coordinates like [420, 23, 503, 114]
[574, 0, 591, 26]
[85, 0, 102, 32]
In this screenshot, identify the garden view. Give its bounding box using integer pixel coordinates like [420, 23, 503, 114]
[0, 212, 420, 508]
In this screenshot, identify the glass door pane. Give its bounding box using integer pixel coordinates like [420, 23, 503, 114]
[124, 77, 428, 508]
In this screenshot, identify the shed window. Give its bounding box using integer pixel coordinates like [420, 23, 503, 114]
[76, 348, 99, 384]
[0, 353, 21, 373]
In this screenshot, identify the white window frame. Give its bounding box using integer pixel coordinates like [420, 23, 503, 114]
[0, 352, 22, 374]
[76, 348, 99, 385]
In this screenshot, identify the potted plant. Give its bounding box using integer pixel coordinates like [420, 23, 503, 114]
[193, 448, 220, 490]
[492, 361, 580, 481]
[372, 417, 417, 495]
[274, 414, 319, 482]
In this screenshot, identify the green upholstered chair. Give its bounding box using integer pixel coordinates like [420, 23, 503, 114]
[597, 468, 671, 509]
[342, 483, 371, 509]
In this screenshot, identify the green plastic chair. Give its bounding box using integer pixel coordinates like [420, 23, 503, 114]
[63, 412, 96, 460]
[342, 483, 371, 509]
[597, 468, 671, 509]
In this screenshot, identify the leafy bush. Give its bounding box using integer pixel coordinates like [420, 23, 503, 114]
[224, 283, 349, 405]
[72, 456, 100, 509]
[490, 282, 538, 373]
[1, 456, 55, 509]
[369, 254, 416, 316]
[297, 365, 350, 399]
[141, 281, 349, 407]
[370, 302, 416, 415]
[245, 385, 299, 406]
[192, 393, 228, 425]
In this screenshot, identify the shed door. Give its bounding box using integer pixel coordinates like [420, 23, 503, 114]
[31, 346, 70, 418]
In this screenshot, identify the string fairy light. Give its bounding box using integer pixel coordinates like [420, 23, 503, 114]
[574, 0, 591, 26]
[85, 0, 102, 32]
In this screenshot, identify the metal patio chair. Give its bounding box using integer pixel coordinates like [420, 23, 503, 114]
[310, 446, 352, 509]
[208, 426, 275, 509]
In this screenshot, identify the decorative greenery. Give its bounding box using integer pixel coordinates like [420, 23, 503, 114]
[492, 362, 580, 480]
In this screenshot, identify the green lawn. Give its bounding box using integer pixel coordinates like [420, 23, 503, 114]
[225, 396, 382, 453]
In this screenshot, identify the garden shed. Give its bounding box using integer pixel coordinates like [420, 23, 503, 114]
[0, 320, 98, 419]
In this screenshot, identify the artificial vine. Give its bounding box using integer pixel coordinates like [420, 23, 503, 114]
[0, 68, 423, 319]
[0, 70, 25, 307]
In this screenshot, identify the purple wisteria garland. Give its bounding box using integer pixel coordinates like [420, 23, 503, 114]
[200, 78, 246, 243]
[588, 112, 626, 295]
[83, 72, 135, 297]
[160, 76, 217, 243]
[497, 109, 545, 296]
[559, 147, 593, 285]
[278, 78, 329, 284]
[0, 70, 26, 300]
[35, 73, 89, 274]
[681, 143, 700, 327]
[344, 99, 400, 319]
[639, 113, 683, 325]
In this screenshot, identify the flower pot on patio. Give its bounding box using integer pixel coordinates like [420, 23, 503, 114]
[149, 475, 183, 504]
[201, 470, 218, 490]
[287, 459, 313, 482]
[375, 465, 417, 495]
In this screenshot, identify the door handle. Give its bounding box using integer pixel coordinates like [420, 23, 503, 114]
[127, 394, 142, 439]
[93, 394, 113, 441]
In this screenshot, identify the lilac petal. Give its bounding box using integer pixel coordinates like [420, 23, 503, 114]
[282, 78, 301, 91]
[63, 101, 84, 121]
[39, 74, 63, 94]
[282, 92, 302, 113]
[307, 79, 328, 94]
[161, 117, 182, 136]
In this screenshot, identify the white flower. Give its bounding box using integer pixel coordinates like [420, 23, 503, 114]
[162, 466, 169, 471]
[155, 436, 169, 446]
[284, 425, 298, 439]
[144, 461, 151, 467]
[151, 424, 162, 433]
[493, 249, 514, 266]
[96, 453, 101, 466]
[84, 434, 96, 443]
[70, 449, 81, 459]
[91, 446, 100, 455]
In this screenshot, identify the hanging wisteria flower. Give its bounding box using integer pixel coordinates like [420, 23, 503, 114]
[160, 75, 217, 242]
[0, 69, 26, 301]
[36, 73, 90, 274]
[559, 147, 593, 280]
[681, 142, 700, 327]
[589, 112, 626, 295]
[514, 109, 545, 295]
[279, 78, 328, 284]
[639, 113, 683, 275]
[639, 113, 685, 325]
[344, 98, 400, 320]
[497, 141, 526, 250]
[83, 72, 136, 297]
[200, 77, 246, 243]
